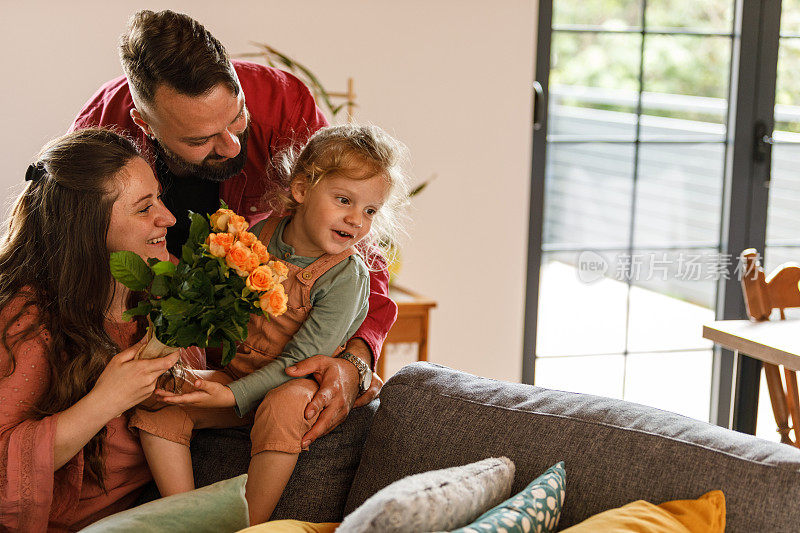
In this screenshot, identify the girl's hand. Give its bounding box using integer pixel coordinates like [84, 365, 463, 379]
[91, 341, 181, 418]
[155, 379, 236, 408]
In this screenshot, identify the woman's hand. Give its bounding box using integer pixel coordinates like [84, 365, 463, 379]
[54, 342, 180, 470]
[90, 341, 181, 419]
[155, 378, 236, 408]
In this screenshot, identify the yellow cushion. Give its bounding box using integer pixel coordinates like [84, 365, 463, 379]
[560, 490, 725, 533]
[237, 520, 339, 533]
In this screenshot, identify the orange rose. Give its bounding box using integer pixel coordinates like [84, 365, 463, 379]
[206, 232, 234, 257]
[238, 231, 258, 248]
[244, 251, 260, 273]
[251, 240, 270, 264]
[210, 208, 235, 232]
[259, 284, 287, 316]
[246, 265, 275, 292]
[268, 260, 289, 283]
[227, 214, 249, 235]
[225, 241, 257, 276]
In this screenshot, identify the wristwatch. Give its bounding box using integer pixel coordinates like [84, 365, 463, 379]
[338, 351, 373, 395]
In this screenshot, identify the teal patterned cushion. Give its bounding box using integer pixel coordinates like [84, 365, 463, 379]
[451, 462, 566, 533]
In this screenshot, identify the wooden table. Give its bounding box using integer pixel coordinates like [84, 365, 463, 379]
[703, 319, 800, 372]
[703, 319, 800, 434]
[378, 285, 437, 378]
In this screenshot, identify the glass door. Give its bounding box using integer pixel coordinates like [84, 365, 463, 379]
[524, 0, 784, 430]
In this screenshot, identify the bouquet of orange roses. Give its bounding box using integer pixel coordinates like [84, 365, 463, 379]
[110, 202, 288, 375]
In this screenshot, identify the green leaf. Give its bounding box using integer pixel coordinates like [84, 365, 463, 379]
[182, 243, 195, 264]
[409, 174, 436, 198]
[109, 251, 153, 291]
[179, 280, 201, 300]
[219, 319, 247, 343]
[219, 199, 229, 210]
[215, 297, 234, 312]
[174, 323, 203, 347]
[152, 261, 177, 277]
[160, 297, 193, 316]
[187, 211, 210, 246]
[121, 301, 152, 321]
[165, 317, 186, 336]
[150, 275, 171, 298]
[220, 338, 235, 366]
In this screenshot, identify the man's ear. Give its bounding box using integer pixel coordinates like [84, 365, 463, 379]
[290, 178, 309, 205]
[130, 108, 154, 138]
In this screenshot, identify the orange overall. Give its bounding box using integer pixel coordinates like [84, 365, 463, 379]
[129, 217, 355, 455]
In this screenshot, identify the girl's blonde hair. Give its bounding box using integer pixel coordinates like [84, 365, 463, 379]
[271, 124, 410, 266]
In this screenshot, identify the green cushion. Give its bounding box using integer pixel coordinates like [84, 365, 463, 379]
[79, 474, 249, 533]
[451, 462, 566, 533]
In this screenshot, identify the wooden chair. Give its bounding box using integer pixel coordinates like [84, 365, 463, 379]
[740, 248, 800, 446]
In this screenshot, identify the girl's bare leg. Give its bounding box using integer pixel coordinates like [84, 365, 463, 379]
[138, 370, 241, 496]
[140, 431, 195, 495]
[245, 450, 299, 525]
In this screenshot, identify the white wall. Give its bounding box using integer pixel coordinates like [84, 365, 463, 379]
[0, 1, 536, 382]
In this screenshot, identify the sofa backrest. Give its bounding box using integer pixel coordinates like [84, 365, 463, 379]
[345, 362, 800, 531]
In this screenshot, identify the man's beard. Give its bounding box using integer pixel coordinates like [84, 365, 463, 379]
[153, 128, 249, 182]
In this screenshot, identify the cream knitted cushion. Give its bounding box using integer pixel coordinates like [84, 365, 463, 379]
[337, 457, 515, 533]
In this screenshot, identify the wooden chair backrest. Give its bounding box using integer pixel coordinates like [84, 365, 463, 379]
[740, 248, 800, 447]
[740, 249, 800, 321]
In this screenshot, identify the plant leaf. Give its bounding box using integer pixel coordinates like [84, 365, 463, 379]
[109, 251, 153, 291]
[173, 323, 203, 347]
[121, 301, 152, 322]
[181, 243, 196, 264]
[220, 338, 235, 366]
[160, 297, 193, 316]
[150, 275, 171, 298]
[187, 211, 210, 247]
[151, 261, 177, 277]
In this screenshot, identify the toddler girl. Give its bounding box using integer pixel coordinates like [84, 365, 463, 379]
[129, 123, 409, 524]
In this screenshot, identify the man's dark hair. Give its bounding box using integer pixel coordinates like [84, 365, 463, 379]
[119, 10, 240, 104]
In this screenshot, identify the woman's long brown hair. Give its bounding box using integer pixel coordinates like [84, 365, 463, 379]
[0, 128, 141, 489]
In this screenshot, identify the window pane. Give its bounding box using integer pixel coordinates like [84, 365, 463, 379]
[553, 1, 641, 29]
[543, 143, 634, 249]
[535, 354, 625, 399]
[775, 40, 800, 133]
[550, 32, 641, 139]
[641, 35, 730, 130]
[761, 245, 800, 284]
[536, 253, 628, 356]
[632, 143, 724, 248]
[625, 251, 716, 352]
[766, 144, 800, 248]
[781, 0, 800, 35]
[623, 350, 712, 421]
[645, 1, 734, 32]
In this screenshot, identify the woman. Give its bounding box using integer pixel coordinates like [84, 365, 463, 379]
[0, 128, 201, 531]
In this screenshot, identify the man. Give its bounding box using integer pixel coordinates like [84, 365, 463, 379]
[71, 10, 394, 448]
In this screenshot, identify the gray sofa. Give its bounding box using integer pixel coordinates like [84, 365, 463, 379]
[185, 362, 800, 531]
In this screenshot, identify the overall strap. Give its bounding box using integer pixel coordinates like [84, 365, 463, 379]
[295, 247, 357, 287]
[257, 216, 284, 245]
